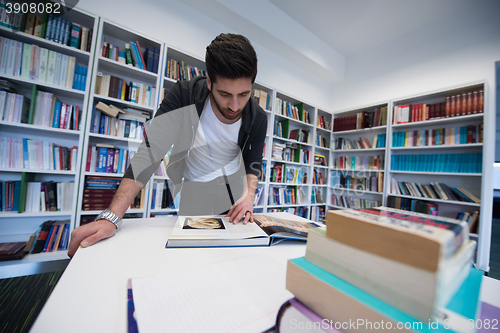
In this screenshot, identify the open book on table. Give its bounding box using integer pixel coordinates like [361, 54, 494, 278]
[165, 213, 323, 248]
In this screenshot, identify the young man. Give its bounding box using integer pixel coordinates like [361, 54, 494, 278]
[68, 33, 267, 258]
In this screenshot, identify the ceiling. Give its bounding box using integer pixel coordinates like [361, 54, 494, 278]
[178, 0, 481, 83]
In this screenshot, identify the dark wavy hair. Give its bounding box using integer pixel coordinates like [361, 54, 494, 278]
[205, 33, 258, 83]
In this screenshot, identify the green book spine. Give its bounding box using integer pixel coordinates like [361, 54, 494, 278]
[294, 102, 305, 122]
[28, 85, 37, 125]
[125, 45, 133, 65]
[40, 10, 49, 38]
[18, 172, 35, 214]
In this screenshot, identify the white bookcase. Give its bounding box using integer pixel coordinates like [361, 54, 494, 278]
[75, 18, 164, 226]
[328, 103, 389, 212]
[386, 82, 490, 271]
[0, 7, 98, 266]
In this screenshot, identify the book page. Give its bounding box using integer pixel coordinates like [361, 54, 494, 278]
[131, 254, 293, 333]
[168, 215, 268, 241]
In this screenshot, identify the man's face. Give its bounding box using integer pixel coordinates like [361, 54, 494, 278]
[207, 75, 253, 124]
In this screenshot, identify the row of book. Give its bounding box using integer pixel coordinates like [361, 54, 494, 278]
[312, 169, 325, 185]
[95, 73, 156, 107]
[102, 39, 160, 74]
[391, 153, 482, 173]
[269, 164, 307, 184]
[315, 133, 329, 148]
[333, 107, 388, 132]
[391, 180, 481, 203]
[25, 181, 74, 213]
[392, 124, 483, 147]
[0, 6, 93, 52]
[0, 87, 81, 130]
[387, 195, 439, 216]
[392, 90, 484, 124]
[268, 186, 305, 206]
[85, 145, 135, 174]
[267, 206, 308, 219]
[91, 106, 147, 141]
[83, 176, 143, 211]
[313, 154, 326, 166]
[151, 180, 177, 210]
[332, 134, 386, 150]
[271, 142, 310, 164]
[457, 210, 480, 234]
[165, 57, 206, 81]
[310, 188, 324, 204]
[330, 194, 381, 209]
[0, 137, 77, 171]
[252, 89, 271, 111]
[310, 205, 326, 222]
[0, 37, 88, 90]
[330, 172, 384, 193]
[316, 115, 331, 130]
[282, 207, 479, 332]
[253, 187, 264, 206]
[332, 155, 384, 171]
[275, 99, 310, 124]
[31, 220, 71, 254]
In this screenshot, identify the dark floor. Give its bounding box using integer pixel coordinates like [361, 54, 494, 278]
[0, 260, 69, 333]
[488, 218, 500, 279]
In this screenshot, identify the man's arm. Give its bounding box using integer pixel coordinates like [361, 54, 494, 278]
[67, 178, 144, 258]
[226, 173, 259, 225]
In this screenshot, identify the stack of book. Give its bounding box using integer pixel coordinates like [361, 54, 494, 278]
[279, 207, 482, 332]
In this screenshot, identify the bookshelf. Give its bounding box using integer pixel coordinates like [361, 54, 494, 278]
[75, 18, 164, 227]
[328, 103, 389, 213]
[386, 82, 489, 271]
[0, 6, 98, 266]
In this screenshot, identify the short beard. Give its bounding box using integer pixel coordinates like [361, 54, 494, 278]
[210, 90, 240, 121]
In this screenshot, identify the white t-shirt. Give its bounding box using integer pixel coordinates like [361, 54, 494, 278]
[183, 97, 242, 182]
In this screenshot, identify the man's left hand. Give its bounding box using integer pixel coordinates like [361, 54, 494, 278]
[226, 193, 254, 225]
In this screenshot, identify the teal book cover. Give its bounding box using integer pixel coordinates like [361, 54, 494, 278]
[290, 257, 483, 333]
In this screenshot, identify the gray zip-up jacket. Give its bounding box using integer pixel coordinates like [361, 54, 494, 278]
[123, 76, 268, 197]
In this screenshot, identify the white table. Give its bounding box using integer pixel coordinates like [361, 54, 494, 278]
[30, 214, 500, 333]
[30, 214, 308, 333]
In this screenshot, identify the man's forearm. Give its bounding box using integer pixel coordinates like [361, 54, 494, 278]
[108, 178, 144, 218]
[245, 174, 259, 200]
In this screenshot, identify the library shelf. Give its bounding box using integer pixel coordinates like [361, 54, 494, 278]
[93, 94, 156, 112]
[1, 168, 76, 175]
[274, 113, 314, 128]
[272, 135, 313, 147]
[330, 188, 383, 196]
[332, 148, 386, 153]
[0, 73, 86, 98]
[0, 26, 91, 59]
[387, 194, 481, 207]
[391, 114, 484, 129]
[330, 168, 385, 173]
[0, 121, 81, 135]
[269, 182, 308, 186]
[0, 211, 72, 218]
[332, 125, 387, 135]
[84, 172, 125, 177]
[98, 56, 158, 80]
[391, 143, 483, 150]
[389, 171, 482, 176]
[88, 133, 142, 144]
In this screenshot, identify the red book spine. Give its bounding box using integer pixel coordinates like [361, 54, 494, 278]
[135, 41, 147, 69]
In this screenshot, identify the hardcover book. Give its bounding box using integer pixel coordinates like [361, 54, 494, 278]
[166, 213, 321, 248]
[326, 207, 468, 272]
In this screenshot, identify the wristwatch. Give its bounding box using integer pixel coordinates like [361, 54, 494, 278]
[95, 208, 122, 229]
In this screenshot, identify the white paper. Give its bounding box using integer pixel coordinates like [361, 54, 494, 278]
[131, 253, 293, 333]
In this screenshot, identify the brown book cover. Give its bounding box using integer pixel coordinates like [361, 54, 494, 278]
[108, 76, 120, 99]
[325, 207, 468, 272]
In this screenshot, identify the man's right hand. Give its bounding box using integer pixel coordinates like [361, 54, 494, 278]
[67, 220, 117, 258]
